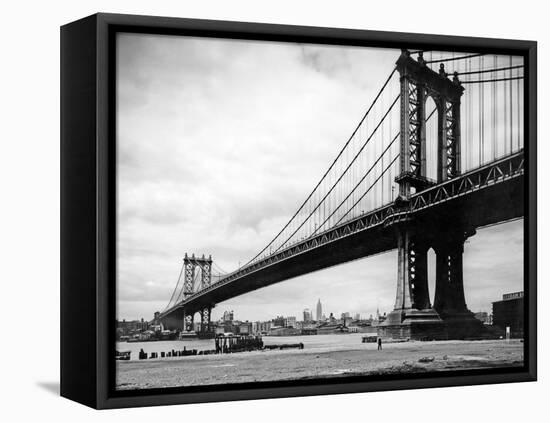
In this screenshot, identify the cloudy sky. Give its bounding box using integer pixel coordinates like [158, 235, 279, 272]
[116, 33, 523, 322]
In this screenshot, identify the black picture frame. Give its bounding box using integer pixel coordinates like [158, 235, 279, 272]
[60, 12, 537, 409]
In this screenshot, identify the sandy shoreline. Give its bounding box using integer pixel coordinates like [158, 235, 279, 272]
[116, 339, 523, 390]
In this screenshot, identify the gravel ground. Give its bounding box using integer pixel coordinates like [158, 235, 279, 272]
[116, 339, 523, 390]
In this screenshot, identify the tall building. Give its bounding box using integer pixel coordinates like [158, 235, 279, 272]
[492, 291, 524, 337]
[316, 298, 322, 321]
[303, 308, 313, 322]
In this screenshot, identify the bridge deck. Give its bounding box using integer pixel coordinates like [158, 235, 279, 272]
[159, 151, 524, 318]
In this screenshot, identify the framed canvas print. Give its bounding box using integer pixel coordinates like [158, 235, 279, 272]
[60, 13, 537, 409]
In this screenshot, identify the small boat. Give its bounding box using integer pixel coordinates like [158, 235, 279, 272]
[179, 331, 198, 339]
[115, 350, 131, 360]
[362, 335, 379, 343]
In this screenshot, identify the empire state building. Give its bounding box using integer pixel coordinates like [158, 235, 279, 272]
[316, 298, 322, 321]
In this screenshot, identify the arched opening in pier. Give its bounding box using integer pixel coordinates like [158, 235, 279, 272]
[427, 247, 437, 308]
[193, 311, 202, 332]
[425, 96, 439, 182]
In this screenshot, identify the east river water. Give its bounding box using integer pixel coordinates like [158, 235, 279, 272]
[116, 333, 376, 360]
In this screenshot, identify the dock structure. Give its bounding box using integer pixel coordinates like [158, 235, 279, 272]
[215, 334, 264, 354]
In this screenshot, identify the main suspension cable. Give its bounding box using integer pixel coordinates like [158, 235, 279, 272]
[244, 67, 398, 266]
[163, 260, 185, 311]
[335, 154, 400, 226]
[270, 94, 400, 256]
[425, 53, 485, 64]
[461, 76, 524, 84]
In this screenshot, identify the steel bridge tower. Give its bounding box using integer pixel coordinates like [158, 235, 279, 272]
[180, 253, 214, 334]
[378, 50, 483, 340]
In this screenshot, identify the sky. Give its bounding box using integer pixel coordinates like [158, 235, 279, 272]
[116, 33, 524, 322]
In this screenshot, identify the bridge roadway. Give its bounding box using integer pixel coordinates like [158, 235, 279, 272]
[159, 151, 524, 322]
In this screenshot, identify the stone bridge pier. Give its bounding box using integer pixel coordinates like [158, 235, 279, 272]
[378, 219, 483, 340]
[432, 227, 484, 339]
[160, 305, 214, 335]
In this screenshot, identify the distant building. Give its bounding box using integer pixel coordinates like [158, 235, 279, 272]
[222, 310, 234, 322]
[303, 308, 313, 322]
[342, 316, 353, 327]
[341, 312, 351, 320]
[474, 311, 491, 324]
[285, 316, 297, 328]
[492, 291, 524, 337]
[116, 318, 149, 336]
[238, 322, 252, 334]
[301, 327, 317, 335]
[317, 323, 348, 335]
[219, 322, 236, 333]
[301, 321, 316, 330]
[316, 299, 322, 321]
[258, 321, 272, 333]
[372, 310, 387, 327]
[272, 315, 286, 327]
[354, 313, 361, 321]
[269, 327, 301, 336]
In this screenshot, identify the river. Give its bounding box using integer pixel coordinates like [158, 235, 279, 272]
[116, 332, 377, 360]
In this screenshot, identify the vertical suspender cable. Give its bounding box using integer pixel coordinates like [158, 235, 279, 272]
[351, 121, 359, 215]
[502, 56, 512, 154]
[496, 56, 501, 158]
[387, 85, 392, 202]
[381, 86, 385, 206]
[479, 56, 485, 165]
[348, 126, 352, 219]
[516, 58, 521, 148]
[470, 56, 473, 168]
[491, 55, 497, 160]
[508, 56, 514, 153]
[464, 59, 472, 170]
[477, 57, 481, 167]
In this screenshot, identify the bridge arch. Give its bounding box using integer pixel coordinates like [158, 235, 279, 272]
[424, 95, 439, 181]
[192, 311, 202, 332]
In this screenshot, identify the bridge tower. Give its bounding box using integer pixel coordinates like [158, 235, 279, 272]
[379, 50, 481, 340]
[180, 253, 214, 334]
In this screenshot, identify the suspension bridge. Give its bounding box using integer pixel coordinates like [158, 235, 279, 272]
[155, 49, 525, 340]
